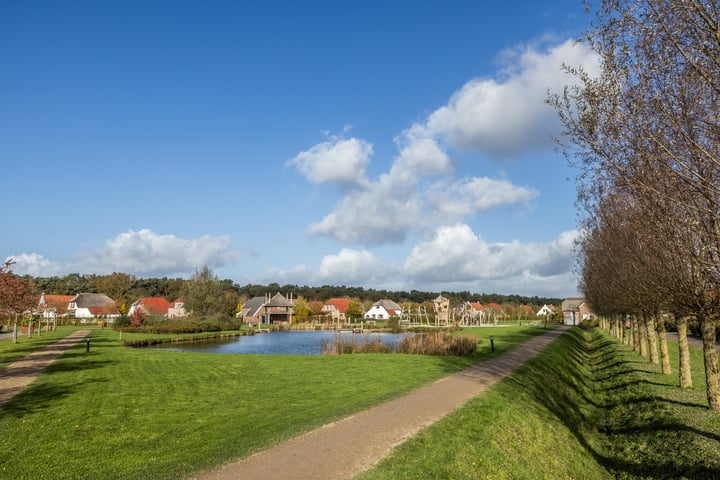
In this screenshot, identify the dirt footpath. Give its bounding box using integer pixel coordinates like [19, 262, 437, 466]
[0, 329, 91, 408]
[196, 326, 569, 480]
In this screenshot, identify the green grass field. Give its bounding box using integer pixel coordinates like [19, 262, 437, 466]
[0, 325, 548, 479]
[5, 325, 715, 479]
[358, 327, 720, 479]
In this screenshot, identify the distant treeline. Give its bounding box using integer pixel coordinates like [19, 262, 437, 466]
[26, 272, 561, 309]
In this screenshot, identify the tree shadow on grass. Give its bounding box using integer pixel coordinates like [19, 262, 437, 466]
[0, 377, 108, 419]
[42, 355, 116, 375]
[512, 328, 720, 479]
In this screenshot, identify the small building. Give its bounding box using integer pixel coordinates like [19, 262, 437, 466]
[127, 297, 171, 318]
[561, 297, 594, 326]
[536, 304, 556, 317]
[321, 298, 350, 322]
[363, 299, 402, 320]
[239, 293, 294, 325]
[68, 293, 120, 323]
[38, 293, 75, 320]
[167, 298, 187, 318]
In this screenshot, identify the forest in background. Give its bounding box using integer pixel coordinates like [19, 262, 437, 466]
[24, 270, 562, 315]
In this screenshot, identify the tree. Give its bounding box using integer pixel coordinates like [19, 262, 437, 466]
[346, 299, 364, 321]
[0, 259, 37, 343]
[183, 266, 236, 318]
[91, 272, 136, 308]
[551, 0, 720, 408]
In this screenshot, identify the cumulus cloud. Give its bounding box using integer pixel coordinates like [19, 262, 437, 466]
[403, 224, 578, 284]
[300, 125, 534, 245]
[307, 178, 421, 245]
[391, 125, 451, 180]
[6, 253, 61, 277]
[315, 248, 386, 284]
[429, 177, 537, 221]
[427, 39, 600, 159]
[75, 229, 239, 276]
[288, 134, 372, 187]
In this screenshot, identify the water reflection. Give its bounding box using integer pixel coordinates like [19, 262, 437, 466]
[152, 330, 411, 355]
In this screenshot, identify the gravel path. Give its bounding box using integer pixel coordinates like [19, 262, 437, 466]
[195, 326, 569, 480]
[0, 329, 91, 408]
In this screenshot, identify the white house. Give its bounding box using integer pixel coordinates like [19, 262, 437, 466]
[68, 293, 120, 323]
[363, 299, 402, 320]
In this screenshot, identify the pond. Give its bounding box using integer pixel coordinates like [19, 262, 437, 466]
[152, 330, 412, 355]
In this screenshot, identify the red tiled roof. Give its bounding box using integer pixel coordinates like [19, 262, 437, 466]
[324, 298, 350, 313]
[469, 302, 483, 311]
[139, 297, 171, 315]
[40, 294, 75, 307]
[88, 305, 120, 315]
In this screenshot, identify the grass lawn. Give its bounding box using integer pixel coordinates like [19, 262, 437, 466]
[357, 327, 720, 480]
[0, 325, 550, 479]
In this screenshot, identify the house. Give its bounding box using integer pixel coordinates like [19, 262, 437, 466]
[68, 293, 120, 323]
[561, 297, 594, 326]
[321, 298, 350, 322]
[38, 293, 75, 320]
[536, 304, 556, 317]
[239, 293, 294, 325]
[363, 299, 402, 320]
[167, 298, 187, 318]
[127, 297, 171, 318]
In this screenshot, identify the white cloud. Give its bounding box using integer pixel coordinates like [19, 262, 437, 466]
[427, 39, 600, 159]
[288, 134, 372, 187]
[403, 224, 578, 286]
[391, 125, 451, 180]
[307, 177, 421, 245]
[315, 248, 386, 284]
[429, 177, 537, 220]
[6, 253, 61, 277]
[75, 229, 239, 276]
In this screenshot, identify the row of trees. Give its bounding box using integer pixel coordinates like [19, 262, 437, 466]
[551, 0, 720, 409]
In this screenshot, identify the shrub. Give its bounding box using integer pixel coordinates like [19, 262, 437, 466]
[386, 317, 403, 333]
[399, 332, 478, 356]
[322, 334, 393, 354]
[322, 332, 478, 356]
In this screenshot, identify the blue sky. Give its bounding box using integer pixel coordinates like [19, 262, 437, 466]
[1, 1, 599, 298]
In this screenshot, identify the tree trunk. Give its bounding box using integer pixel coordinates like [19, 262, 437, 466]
[677, 315, 693, 388]
[700, 312, 720, 410]
[633, 316, 640, 352]
[657, 315, 672, 374]
[646, 314, 659, 365]
[638, 315, 648, 358]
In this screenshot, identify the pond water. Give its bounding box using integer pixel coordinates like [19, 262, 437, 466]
[152, 330, 411, 355]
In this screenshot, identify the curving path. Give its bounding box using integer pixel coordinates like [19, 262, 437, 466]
[195, 326, 570, 480]
[0, 329, 91, 408]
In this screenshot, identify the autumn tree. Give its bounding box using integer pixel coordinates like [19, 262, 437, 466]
[0, 260, 37, 343]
